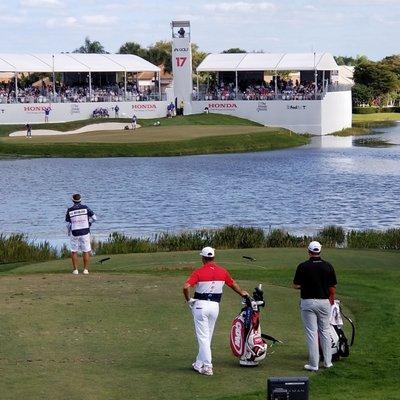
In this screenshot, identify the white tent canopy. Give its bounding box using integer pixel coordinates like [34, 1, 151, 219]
[197, 52, 338, 72]
[0, 53, 160, 73]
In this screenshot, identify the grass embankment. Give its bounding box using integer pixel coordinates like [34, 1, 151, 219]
[0, 114, 309, 157]
[3, 226, 400, 265]
[333, 113, 400, 136]
[0, 248, 398, 400]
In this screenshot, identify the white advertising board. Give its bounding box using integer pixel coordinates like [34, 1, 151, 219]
[0, 101, 169, 125]
[190, 91, 351, 135]
[321, 91, 352, 133]
[191, 100, 322, 134]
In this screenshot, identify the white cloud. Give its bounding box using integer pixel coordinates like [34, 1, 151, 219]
[20, 0, 62, 7]
[204, 2, 276, 13]
[45, 14, 118, 29]
[81, 14, 118, 25]
[304, 5, 317, 11]
[46, 16, 78, 28]
[320, 0, 398, 4]
[0, 15, 25, 24]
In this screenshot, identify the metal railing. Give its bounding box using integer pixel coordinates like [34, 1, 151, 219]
[0, 92, 166, 104]
[193, 91, 324, 101]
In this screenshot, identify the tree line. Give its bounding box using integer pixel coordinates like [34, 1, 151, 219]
[335, 55, 400, 107]
[73, 36, 208, 75]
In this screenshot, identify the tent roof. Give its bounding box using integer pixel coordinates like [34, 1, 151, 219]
[0, 53, 160, 73]
[196, 53, 247, 72]
[197, 52, 338, 72]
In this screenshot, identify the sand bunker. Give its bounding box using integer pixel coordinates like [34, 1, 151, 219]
[9, 122, 140, 137]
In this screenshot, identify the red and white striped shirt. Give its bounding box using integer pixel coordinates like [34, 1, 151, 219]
[186, 262, 234, 295]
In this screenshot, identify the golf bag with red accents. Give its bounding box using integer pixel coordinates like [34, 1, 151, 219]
[230, 284, 281, 367]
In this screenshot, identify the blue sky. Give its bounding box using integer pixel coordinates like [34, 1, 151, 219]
[0, 0, 398, 60]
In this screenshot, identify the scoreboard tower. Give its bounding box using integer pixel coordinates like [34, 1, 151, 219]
[171, 21, 193, 113]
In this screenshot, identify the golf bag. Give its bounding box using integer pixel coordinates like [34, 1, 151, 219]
[230, 284, 281, 367]
[321, 300, 355, 362]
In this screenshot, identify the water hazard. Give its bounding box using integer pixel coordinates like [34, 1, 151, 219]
[1, 123, 399, 246]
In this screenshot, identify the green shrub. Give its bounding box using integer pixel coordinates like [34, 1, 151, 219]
[353, 107, 379, 114]
[94, 232, 157, 255]
[212, 226, 265, 249]
[380, 107, 400, 113]
[155, 230, 212, 252]
[317, 225, 346, 247]
[347, 229, 400, 250]
[2, 226, 400, 263]
[0, 233, 58, 264]
[265, 229, 308, 248]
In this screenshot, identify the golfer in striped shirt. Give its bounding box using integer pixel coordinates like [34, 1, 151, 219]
[183, 247, 248, 376]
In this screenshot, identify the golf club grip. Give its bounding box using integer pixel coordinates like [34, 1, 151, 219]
[261, 333, 281, 343]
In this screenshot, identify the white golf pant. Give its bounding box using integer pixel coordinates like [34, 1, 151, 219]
[300, 299, 332, 368]
[192, 300, 219, 368]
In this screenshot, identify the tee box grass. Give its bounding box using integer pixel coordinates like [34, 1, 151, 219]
[0, 247, 399, 400]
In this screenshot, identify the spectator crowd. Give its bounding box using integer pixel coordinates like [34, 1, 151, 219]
[195, 78, 324, 101]
[0, 81, 160, 104]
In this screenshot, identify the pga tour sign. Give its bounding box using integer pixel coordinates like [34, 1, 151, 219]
[172, 33, 193, 104]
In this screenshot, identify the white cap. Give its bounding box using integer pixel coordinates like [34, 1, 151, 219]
[200, 246, 215, 258]
[308, 241, 322, 253]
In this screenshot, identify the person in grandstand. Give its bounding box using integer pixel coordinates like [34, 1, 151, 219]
[65, 194, 97, 275]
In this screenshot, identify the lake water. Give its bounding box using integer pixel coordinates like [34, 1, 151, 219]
[1, 123, 399, 246]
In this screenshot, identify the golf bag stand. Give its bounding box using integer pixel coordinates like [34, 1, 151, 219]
[230, 284, 281, 367]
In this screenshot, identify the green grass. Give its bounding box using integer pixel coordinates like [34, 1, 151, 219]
[0, 248, 398, 400]
[331, 126, 372, 136]
[0, 114, 309, 157]
[2, 226, 399, 266]
[352, 112, 400, 124]
[0, 130, 308, 157]
[0, 114, 260, 138]
[331, 113, 399, 136]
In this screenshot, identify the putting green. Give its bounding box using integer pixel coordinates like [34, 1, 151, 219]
[3, 125, 275, 144]
[0, 114, 309, 157]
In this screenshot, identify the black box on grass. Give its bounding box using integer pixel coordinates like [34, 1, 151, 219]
[267, 377, 309, 400]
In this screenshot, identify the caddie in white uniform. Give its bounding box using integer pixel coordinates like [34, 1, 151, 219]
[65, 193, 97, 275]
[183, 247, 248, 376]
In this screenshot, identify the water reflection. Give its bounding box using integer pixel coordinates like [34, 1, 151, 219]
[309, 135, 353, 148]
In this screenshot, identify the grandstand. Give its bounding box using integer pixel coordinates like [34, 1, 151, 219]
[189, 52, 352, 134]
[0, 53, 169, 123]
[0, 21, 352, 134]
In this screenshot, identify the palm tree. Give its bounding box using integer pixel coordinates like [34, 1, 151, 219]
[73, 37, 106, 54]
[118, 42, 146, 58]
